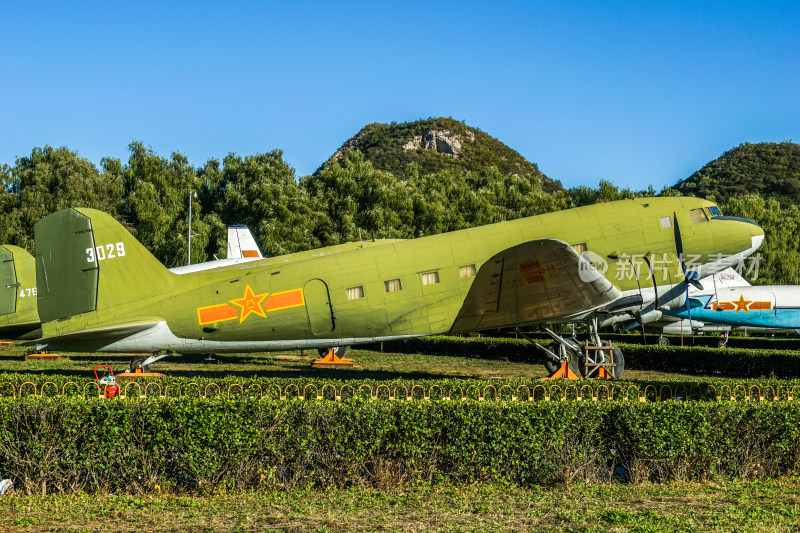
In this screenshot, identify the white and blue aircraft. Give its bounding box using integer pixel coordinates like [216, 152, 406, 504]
[660, 268, 800, 339]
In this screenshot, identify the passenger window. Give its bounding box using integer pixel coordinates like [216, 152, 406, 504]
[689, 208, 707, 224]
[421, 272, 439, 285]
[384, 279, 402, 293]
[459, 265, 476, 278]
[346, 286, 364, 300]
[660, 216, 671, 228]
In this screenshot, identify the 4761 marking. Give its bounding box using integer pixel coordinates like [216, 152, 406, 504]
[86, 242, 126, 263]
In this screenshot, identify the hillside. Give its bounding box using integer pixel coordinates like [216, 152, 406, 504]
[321, 117, 563, 192]
[674, 142, 800, 204]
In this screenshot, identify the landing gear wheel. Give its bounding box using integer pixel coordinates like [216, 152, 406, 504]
[657, 336, 670, 346]
[580, 341, 624, 379]
[543, 340, 583, 377]
[130, 356, 151, 373]
[317, 346, 349, 358]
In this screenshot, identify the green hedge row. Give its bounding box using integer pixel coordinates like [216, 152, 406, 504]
[1, 397, 798, 493]
[572, 332, 800, 351]
[368, 336, 800, 378]
[2, 372, 797, 402]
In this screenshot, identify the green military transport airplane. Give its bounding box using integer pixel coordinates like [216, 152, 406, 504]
[27, 197, 763, 377]
[0, 245, 41, 340]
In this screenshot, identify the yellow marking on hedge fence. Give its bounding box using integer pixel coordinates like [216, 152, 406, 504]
[1, 381, 799, 402]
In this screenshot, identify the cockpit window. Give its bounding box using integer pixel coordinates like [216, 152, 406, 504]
[708, 205, 722, 216]
[690, 208, 708, 224]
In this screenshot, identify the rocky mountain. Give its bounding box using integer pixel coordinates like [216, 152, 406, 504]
[674, 142, 800, 204]
[321, 117, 563, 192]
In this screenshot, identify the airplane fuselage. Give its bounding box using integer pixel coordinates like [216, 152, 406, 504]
[664, 286, 800, 330]
[33, 198, 764, 353]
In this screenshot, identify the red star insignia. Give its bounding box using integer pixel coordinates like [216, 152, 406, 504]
[230, 284, 269, 323]
[732, 294, 752, 313]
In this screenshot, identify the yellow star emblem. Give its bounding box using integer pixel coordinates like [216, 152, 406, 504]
[230, 284, 269, 323]
[732, 294, 752, 313]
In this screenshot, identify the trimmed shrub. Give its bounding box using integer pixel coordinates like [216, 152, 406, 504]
[0, 397, 798, 493]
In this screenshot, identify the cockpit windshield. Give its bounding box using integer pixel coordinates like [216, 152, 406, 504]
[690, 208, 707, 224]
[708, 205, 722, 216]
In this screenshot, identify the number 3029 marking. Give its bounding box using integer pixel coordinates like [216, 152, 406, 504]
[86, 242, 126, 263]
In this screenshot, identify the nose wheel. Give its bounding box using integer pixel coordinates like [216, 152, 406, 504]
[130, 356, 152, 373]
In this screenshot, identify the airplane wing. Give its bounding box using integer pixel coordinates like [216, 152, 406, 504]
[450, 239, 620, 332]
[23, 321, 160, 346]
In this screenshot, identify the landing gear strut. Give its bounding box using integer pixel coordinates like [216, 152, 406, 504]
[128, 351, 172, 374]
[527, 318, 625, 379]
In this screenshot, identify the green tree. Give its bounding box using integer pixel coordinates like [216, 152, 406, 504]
[720, 194, 800, 284]
[122, 142, 208, 267]
[199, 150, 320, 257]
[1, 146, 124, 253]
[302, 151, 414, 244]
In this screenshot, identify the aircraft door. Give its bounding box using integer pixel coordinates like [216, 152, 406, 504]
[0, 247, 16, 316]
[305, 279, 335, 335]
[766, 292, 777, 316]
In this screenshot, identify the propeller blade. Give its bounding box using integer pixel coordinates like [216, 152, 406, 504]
[642, 254, 659, 309]
[673, 211, 702, 290]
[685, 283, 694, 342]
[673, 211, 685, 274]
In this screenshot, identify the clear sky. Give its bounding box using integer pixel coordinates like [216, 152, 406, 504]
[1, 1, 798, 190]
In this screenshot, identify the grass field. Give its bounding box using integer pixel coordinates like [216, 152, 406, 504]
[0, 344, 750, 383]
[2, 479, 799, 532]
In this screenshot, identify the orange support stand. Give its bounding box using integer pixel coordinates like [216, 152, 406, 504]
[583, 343, 616, 380]
[592, 366, 613, 379]
[541, 361, 580, 380]
[0, 340, 14, 347]
[25, 350, 61, 361]
[116, 372, 165, 380]
[312, 348, 355, 368]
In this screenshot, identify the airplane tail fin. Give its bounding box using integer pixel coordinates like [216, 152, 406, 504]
[0, 245, 36, 318]
[35, 208, 176, 322]
[710, 267, 751, 288]
[227, 225, 263, 259]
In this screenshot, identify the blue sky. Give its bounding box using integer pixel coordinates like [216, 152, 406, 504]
[2, 1, 798, 190]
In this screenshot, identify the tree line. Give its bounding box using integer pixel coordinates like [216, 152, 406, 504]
[1, 143, 798, 284]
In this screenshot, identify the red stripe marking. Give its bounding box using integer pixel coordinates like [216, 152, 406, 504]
[264, 289, 304, 312]
[198, 304, 240, 325]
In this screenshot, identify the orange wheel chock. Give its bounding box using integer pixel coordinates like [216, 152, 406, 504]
[312, 348, 355, 368]
[541, 361, 580, 380]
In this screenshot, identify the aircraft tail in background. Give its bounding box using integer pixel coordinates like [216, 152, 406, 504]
[227, 225, 263, 259]
[0, 245, 40, 338]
